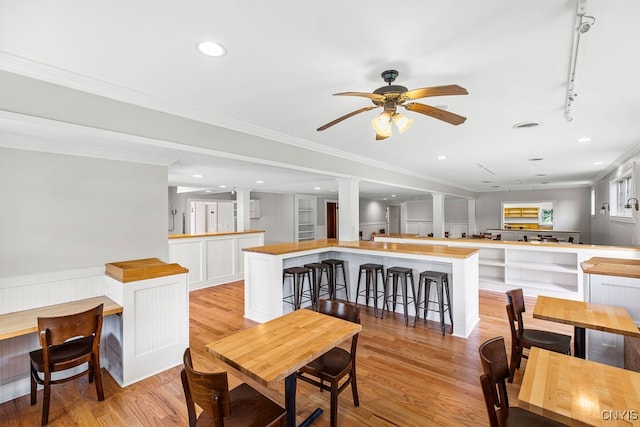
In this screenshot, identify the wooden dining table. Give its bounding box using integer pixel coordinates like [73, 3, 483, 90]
[533, 295, 640, 359]
[519, 347, 640, 426]
[206, 308, 362, 427]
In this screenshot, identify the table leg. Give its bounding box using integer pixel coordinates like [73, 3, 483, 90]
[285, 372, 324, 427]
[574, 326, 586, 359]
[285, 373, 296, 427]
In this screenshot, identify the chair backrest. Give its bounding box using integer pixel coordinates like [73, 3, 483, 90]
[479, 374, 501, 427]
[523, 235, 528, 242]
[318, 299, 360, 355]
[505, 288, 526, 332]
[568, 236, 574, 243]
[37, 303, 103, 349]
[478, 336, 510, 408]
[182, 348, 230, 426]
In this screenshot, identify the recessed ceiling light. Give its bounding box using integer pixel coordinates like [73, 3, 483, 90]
[593, 161, 604, 166]
[437, 155, 447, 160]
[482, 180, 492, 183]
[391, 194, 396, 197]
[197, 41, 227, 57]
[256, 180, 264, 184]
[535, 173, 547, 177]
[192, 174, 203, 178]
[527, 158, 544, 162]
[577, 137, 592, 143]
[219, 185, 227, 188]
[314, 187, 321, 190]
[491, 185, 500, 188]
[541, 181, 549, 184]
[205, 190, 213, 193]
[383, 198, 388, 201]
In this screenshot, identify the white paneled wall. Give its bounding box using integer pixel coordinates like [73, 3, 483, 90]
[0, 267, 105, 315]
[169, 232, 264, 290]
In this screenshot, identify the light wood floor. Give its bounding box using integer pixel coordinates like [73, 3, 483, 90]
[0, 282, 571, 426]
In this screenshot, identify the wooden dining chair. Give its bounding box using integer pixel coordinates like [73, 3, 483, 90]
[181, 348, 286, 427]
[505, 289, 571, 382]
[478, 337, 565, 427]
[29, 304, 105, 425]
[297, 299, 360, 427]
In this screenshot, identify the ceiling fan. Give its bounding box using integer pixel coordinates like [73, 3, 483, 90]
[317, 70, 468, 140]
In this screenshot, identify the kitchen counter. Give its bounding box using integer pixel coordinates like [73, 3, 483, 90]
[242, 239, 480, 337]
[244, 238, 477, 258]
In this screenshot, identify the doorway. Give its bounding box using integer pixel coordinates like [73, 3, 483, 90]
[326, 201, 338, 239]
[386, 205, 401, 234]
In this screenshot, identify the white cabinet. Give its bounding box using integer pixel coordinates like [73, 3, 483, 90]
[294, 194, 317, 242]
[587, 274, 640, 367]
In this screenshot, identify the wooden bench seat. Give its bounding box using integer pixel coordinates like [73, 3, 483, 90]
[0, 296, 122, 341]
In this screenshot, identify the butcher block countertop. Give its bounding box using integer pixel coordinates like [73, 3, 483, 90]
[581, 257, 640, 279]
[105, 258, 188, 283]
[243, 239, 478, 259]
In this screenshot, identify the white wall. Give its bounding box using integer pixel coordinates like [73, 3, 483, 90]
[591, 158, 640, 246]
[247, 192, 294, 244]
[359, 199, 389, 239]
[475, 188, 591, 243]
[0, 148, 168, 277]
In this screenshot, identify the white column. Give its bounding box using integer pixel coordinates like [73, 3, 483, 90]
[432, 192, 445, 237]
[467, 199, 477, 235]
[235, 188, 250, 232]
[337, 177, 361, 241]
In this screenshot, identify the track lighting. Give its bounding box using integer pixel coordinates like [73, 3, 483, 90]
[624, 198, 639, 211]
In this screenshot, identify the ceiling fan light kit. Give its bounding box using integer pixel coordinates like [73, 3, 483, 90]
[317, 70, 468, 139]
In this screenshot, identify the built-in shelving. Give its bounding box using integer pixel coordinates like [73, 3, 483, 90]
[294, 194, 317, 242]
[504, 207, 539, 218]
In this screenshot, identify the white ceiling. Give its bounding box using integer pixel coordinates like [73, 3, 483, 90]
[1, 0, 639, 201]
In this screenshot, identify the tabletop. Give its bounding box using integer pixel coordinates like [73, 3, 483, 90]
[533, 295, 640, 337]
[0, 296, 123, 340]
[206, 309, 362, 386]
[519, 347, 640, 426]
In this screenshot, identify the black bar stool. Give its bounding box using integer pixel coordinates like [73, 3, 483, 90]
[355, 263, 385, 317]
[282, 266, 313, 310]
[321, 259, 349, 301]
[304, 262, 331, 310]
[414, 270, 453, 335]
[381, 266, 416, 325]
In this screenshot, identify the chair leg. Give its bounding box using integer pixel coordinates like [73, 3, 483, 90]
[330, 381, 339, 427]
[508, 346, 519, 383]
[30, 366, 38, 405]
[41, 378, 51, 426]
[93, 356, 105, 401]
[350, 372, 359, 407]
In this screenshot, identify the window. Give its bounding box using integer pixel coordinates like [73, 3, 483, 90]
[541, 208, 554, 225]
[609, 162, 635, 220]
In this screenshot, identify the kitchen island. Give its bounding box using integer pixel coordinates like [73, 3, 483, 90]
[242, 239, 480, 338]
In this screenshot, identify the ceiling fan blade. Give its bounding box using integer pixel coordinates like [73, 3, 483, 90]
[334, 92, 386, 103]
[375, 133, 390, 141]
[317, 105, 379, 131]
[401, 84, 468, 101]
[404, 102, 467, 125]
